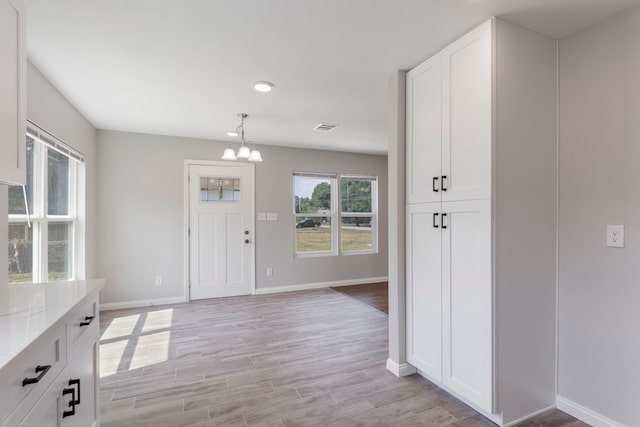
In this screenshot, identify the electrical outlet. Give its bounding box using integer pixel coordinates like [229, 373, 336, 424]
[606, 225, 624, 248]
[155, 276, 163, 286]
[266, 267, 273, 277]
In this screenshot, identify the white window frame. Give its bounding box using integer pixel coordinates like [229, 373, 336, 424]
[293, 172, 338, 257]
[340, 175, 378, 255]
[293, 172, 379, 257]
[7, 125, 81, 283]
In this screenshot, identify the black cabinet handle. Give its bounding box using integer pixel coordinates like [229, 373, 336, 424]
[441, 213, 448, 229]
[432, 177, 439, 192]
[69, 378, 81, 405]
[62, 387, 76, 418]
[441, 175, 447, 191]
[433, 213, 439, 228]
[22, 365, 51, 386]
[80, 316, 95, 327]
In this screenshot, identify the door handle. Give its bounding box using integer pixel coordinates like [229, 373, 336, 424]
[69, 378, 80, 405]
[441, 175, 447, 191]
[244, 230, 249, 235]
[80, 316, 94, 327]
[62, 386, 76, 418]
[244, 239, 250, 244]
[433, 213, 439, 228]
[432, 177, 439, 192]
[22, 365, 51, 386]
[441, 213, 448, 229]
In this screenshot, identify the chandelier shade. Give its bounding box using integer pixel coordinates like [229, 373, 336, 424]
[221, 113, 264, 162]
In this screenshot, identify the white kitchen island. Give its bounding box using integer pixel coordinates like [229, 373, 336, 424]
[0, 279, 104, 426]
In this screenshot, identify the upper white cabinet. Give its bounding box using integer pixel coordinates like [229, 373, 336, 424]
[441, 23, 492, 202]
[405, 18, 559, 425]
[406, 54, 442, 204]
[0, 0, 26, 185]
[406, 21, 491, 204]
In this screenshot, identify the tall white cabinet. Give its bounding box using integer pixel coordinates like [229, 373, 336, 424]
[0, 0, 26, 185]
[405, 18, 559, 425]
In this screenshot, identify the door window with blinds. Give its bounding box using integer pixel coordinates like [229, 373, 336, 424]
[7, 122, 84, 283]
[293, 172, 378, 256]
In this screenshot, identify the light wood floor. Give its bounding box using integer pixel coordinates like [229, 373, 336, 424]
[99, 288, 585, 427]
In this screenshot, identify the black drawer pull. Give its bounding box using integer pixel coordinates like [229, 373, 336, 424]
[69, 378, 81, 405]
[62, 387, 76, 418]
[22, 365, 51, 386]
[441, 175, 448, 191]
[432, 177, 439, 192]
[433, 213, 439, 228]
[80, 316, 95, 327]
[441, 213, 448, 229]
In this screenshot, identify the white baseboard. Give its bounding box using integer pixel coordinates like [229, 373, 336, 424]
[100, 296, 186, 311]
[386, 358, 417, 377]
[255, 276, 389, 295]
[557, 396, 625, 427]
[502, 404, 556, 427]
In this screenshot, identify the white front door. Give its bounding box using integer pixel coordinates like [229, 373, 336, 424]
[188, 163, 254, 300]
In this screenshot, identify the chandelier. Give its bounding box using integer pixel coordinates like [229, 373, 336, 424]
[221, 113, 263, 162]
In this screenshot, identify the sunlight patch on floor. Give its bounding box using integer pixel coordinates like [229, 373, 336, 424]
[100, 339, 129, 377]
[141, 308, 174, 333]
[100, 314, 140, 340]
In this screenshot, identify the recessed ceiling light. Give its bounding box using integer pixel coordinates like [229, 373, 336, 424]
[227, 131, 239, 137]
[254, 81, 274, 93]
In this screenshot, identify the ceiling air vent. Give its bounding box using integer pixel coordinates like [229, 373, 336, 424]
[313, 123, 339, 132]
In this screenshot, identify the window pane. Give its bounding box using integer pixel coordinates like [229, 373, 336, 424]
[295, 216, 331, 252]
[341, 178, 373, 213]
[8, 223, 33, 283]
[294, 177, 331, 213]
[341, 216, 373, 251]
[8, 137, 35, 215]
[48, 149, 70, 215]
[48, 222, 72, 281]
[200, 177, 240, 202]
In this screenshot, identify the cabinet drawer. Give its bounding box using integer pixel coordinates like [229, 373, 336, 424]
[66, 296, 98, 361]
[0, 324, 66, 424]
[3, 368, 67, 427]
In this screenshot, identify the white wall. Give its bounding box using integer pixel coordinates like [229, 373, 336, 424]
[96, 130, 387, 305]
[558, 6, 640, 426]
[387, 70, 410, 374]
[26, 62, 98, 279]
[0, 186, 7, 290]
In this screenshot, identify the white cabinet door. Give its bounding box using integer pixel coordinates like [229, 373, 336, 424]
[0, 0, 26, 185]
[406, 53, 442, 204]
[406, 202, 442, 380]
[63, 342, 98, 427]
[441, 199, 492, 412]
[442, 20, 492, 202]
[6, 370, 67, 427]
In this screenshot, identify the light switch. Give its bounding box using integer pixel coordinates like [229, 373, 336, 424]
[267, 213, 278, 221]
[606, 225, 624, 248]
[258, 212, 267, 221]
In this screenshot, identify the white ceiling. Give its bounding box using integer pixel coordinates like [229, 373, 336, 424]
[24, 0, 640, 155]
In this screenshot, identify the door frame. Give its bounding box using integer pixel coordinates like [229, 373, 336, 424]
[183, 159, 256, 301]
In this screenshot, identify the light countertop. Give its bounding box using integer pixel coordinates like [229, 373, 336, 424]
[0, 279, 105, 371]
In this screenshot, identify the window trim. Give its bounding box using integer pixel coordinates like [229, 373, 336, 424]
[339, 175, 378, 255]
[293, 172, 379, 257]
[8, 131, 79, 284]
[293, 172, 338, 257]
